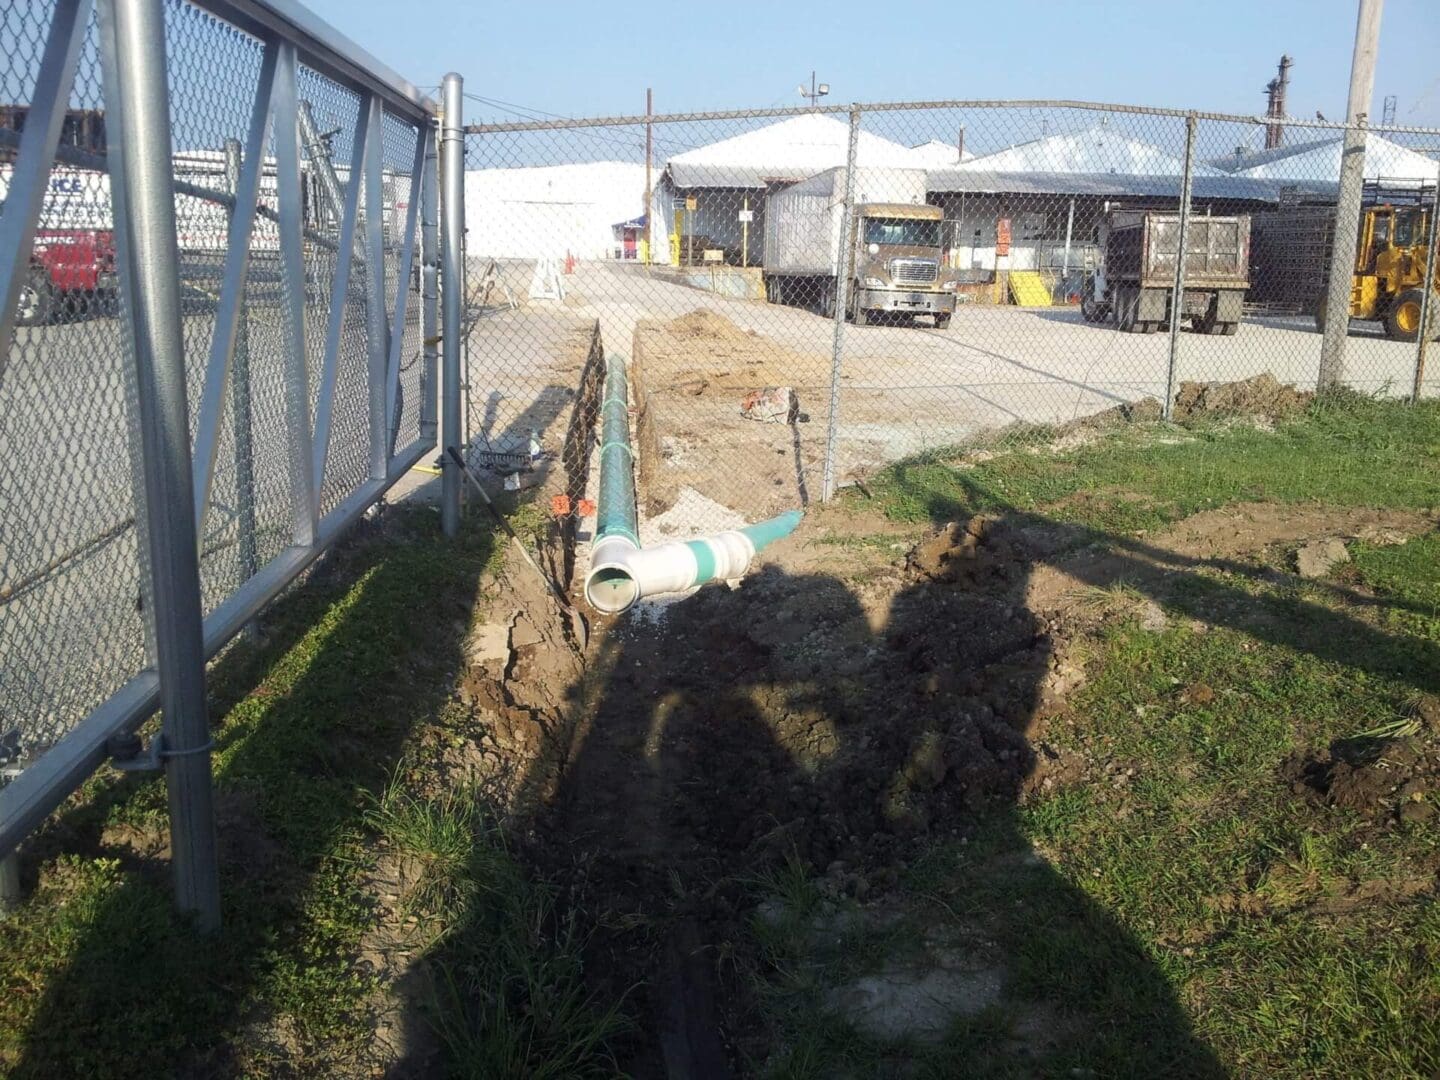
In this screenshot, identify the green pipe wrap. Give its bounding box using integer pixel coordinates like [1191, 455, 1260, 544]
[596, 356, 639, 547]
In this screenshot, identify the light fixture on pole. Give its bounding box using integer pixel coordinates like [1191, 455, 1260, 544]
[799, 71, 829, 108]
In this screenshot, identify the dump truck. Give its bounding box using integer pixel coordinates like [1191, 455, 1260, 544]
[1312, 181, 1438, 342]
[763, 166, 956, 328]
[1081, 209, 1251, 335]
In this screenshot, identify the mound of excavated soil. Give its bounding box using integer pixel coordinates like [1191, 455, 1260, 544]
[1287, 696, 1440, 827]
[1172, 373, 1312, 421]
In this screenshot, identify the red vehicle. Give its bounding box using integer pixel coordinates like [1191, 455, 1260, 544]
[18, 228, 118, 326]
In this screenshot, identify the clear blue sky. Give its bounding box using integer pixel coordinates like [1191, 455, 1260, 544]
[309, 0, 1440, 131]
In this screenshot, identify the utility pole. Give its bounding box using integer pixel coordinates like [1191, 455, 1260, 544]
[1318, 0, 1382, 390]
[644, 88, 652, 265]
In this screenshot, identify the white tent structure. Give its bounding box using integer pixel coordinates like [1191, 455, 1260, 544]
[1215, 133, 1439, 183]
[465, 161, 647, 261]
[663, 113, 926, 188]
[954, 125, 1228, 178]
[654, 113, 927, 266]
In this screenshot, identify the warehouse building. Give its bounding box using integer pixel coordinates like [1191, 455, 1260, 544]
[653, 113, 931, 266]
[926, 126, 1277, 285]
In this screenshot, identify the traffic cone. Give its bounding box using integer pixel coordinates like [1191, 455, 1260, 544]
[564, 250, 575, 274]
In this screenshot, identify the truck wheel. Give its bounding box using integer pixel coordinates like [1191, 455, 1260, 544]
[1220, 321, 1238, 337]
[1385, 289, 1426, 342]
[934, 313, 951, 330]
[16, 267, 53, 327]
[1080, 296, 1104, 323]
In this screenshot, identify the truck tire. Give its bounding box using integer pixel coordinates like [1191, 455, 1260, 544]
[16, 267, 53, 327]
[933, 313, 951, 330]
[1080, 296, 1106, 323]
[1385, 289, 1426, 343]
[847, 289, 869, 326]
[1220, 321, 1239, 336]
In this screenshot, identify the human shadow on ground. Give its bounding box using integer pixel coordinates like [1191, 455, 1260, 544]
[404, 459, 1440, 1076]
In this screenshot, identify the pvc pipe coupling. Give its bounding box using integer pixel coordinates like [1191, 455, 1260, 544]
[584, 509, 802, 615]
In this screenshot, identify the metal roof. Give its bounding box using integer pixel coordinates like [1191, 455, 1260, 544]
[665, 113, 924, 188]
[926, 168, 1291, 201]
[1211, 133, 1439, 182]
[956, 126, 1229, 178]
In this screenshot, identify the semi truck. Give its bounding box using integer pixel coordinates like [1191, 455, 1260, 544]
[1081, 209, 1251, 335]
[763, 166, 956, 328]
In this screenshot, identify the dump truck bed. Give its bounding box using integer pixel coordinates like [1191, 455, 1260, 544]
[1106, 213, 1251, 290]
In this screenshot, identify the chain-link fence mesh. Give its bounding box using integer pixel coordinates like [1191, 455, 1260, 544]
[1, 0, 433, 781]
[459, 101, 1440, 544]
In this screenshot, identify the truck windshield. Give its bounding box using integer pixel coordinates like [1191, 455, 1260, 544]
[863, 217, 940, 248]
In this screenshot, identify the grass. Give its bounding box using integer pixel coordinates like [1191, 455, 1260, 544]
[866, 394, 1440, 534]
[365, 780, 629, 1078]
[746, 395, 1440, 1078]
[0, 505, 622, 1077]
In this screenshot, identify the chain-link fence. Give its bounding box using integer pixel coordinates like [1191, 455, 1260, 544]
[1, 0, 439, 922]
[461, 100, 1440, 542]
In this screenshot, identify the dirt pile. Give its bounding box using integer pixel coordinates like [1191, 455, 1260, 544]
[631, 308, 824, 519]
[1288, 698, 1440, 827]
[1172, 373, 1312, 420]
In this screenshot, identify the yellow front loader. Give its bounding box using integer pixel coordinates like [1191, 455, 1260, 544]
[1317, 183, 1439, 342]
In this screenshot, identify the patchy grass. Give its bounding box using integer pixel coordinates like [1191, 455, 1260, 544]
[0, 509, 509, 1077]
[742, 394, 1440, 1077]
[868, 395, 1440, 533]
[366, 781, 629, 1078]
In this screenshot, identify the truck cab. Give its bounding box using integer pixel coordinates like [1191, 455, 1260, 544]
[849, 203, 955, 327]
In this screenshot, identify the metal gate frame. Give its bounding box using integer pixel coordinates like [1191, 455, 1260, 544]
[0, 0, 452, 931]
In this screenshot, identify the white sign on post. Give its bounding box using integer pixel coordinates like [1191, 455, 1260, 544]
[737, 209, 754, 223]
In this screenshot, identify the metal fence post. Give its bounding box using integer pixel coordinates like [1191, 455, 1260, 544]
[821, 105, 862, 503]
[1412, 167, 1440, 402]
[1318, 0, 1383, 390]
[1163, 113, 1197, 421]
[440, 72, 465, 536]
[100, 0, 220, 931]
[0, 850, 18, 916]
[224, 138, 259, 616]
[421, 123, 440, 442]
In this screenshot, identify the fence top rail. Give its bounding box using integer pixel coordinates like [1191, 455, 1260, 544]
[464, 97, 1440, 138]
[198, 0, 435, 119]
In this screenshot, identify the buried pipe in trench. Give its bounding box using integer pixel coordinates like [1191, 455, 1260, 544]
[583, 354, 802, 615]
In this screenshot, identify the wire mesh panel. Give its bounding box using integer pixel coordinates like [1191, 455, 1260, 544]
[1182, 115, 1440, 402]
[831, 103, 1197, 487]
[463, 101, 1440, 541]
[1, 0, 437, 868]
[1, 0, 149, 751]
[463, 111, 857, 539]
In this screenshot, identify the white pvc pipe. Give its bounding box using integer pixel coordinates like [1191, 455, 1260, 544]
[585, 511, 800, 614]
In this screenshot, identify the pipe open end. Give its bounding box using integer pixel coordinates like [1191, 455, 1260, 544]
[584, 565, 639, 614]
